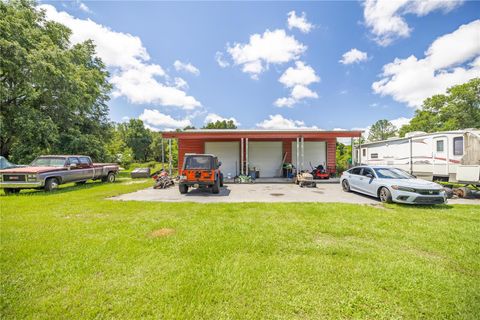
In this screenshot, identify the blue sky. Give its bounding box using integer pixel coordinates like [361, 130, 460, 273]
[40, 1, 480, 132]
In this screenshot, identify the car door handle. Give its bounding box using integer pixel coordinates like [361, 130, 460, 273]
[359, 178, 363, 180]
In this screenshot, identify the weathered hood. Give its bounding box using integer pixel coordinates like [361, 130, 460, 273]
[0, 166, 66, 174]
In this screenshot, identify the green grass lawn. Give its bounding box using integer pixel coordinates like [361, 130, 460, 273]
[1, 180, 479, 319]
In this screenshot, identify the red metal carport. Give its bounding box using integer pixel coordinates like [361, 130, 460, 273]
[162, 129, 362, 178]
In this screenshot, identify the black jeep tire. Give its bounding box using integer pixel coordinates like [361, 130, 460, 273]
[212, 179, 220, 194]
[342, 180, 351, 192]
[379, 187, 393, 203]
[179, 184, 188, 194]
[4, 188, 20, 195]
[44, 178, 59, 192]
[220, 173, 224, 187]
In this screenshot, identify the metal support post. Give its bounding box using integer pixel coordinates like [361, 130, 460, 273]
[168, 138, 172, 176]
[161, 137, 165, 170]
[240, 138, 244, 175]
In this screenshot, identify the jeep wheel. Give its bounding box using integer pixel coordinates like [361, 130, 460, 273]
[179, 184, 188, 194]
[44, 178, 59, 192]
[4, 188, 20, 195]
[212, 179, 220, 194]
[220, 173, 224, 187]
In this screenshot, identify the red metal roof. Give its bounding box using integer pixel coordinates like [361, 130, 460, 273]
[162, 129, 362, 139]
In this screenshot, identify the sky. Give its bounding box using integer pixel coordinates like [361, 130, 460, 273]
[39, 0, 480, 133]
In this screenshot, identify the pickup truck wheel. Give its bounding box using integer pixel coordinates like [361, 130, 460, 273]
[212, 179, 220, 194]
[179, 184, 188, 194]
[102, 172, 116, 183]
[44, 178, 59, 192]
[4, 188, 20, 195]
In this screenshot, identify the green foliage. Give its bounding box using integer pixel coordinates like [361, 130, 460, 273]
[336, 142, 352, 173]
[368, 119, 397, 142]
[203, 120, 237, 129]
[122, 119, 152, 162]
[399, 78, 480, 136]
[0, 0, 112, 163]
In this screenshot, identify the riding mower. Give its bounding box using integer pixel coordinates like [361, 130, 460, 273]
[294, 171, 317, 188]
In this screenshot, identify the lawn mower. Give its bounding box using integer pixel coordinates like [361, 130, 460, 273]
[310, 162, 330, 180]
[294, 171, 316, 188]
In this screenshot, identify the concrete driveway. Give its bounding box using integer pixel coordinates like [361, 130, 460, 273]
[110, 183, 480, 204]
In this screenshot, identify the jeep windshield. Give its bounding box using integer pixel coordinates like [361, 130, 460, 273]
[30, 157, 66, 167]
[184, 156, 213, 170]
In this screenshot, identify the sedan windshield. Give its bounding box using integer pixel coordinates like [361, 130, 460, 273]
[374, 168, 412, 179]
[31, 157, 66, 167]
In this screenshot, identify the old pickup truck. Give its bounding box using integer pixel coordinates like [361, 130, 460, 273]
[0, 155, 119, 194]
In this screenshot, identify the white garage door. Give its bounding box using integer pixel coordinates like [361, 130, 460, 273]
[249, 141, 283, 177]
[292, 141, 326, 170]
[205, 142, 240, 177]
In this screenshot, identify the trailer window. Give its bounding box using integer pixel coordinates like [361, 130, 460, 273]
[370, 153, 378, 159]
[436, 140, 444, 152]
[453, 137, 463, 156]
[362, 149, 366, 157]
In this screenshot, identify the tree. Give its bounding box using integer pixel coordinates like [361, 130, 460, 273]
[336, 142, 352, 173]
[368, 120, 397, 142]
[399, 78, 480, 136]
[203, 120, 237, 129]
[0, 0, 112, 163]
[123, 119, 152, 162]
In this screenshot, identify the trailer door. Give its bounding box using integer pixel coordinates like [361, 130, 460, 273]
[432, 137, 448, 177]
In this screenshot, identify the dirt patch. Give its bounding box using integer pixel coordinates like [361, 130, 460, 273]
[270, 193, 284, 197]
[150, 228, 175, 238]
[367, 203, 391, 210]
[312, 191, 324, 194]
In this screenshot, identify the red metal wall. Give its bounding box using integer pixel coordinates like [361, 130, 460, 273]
[178, 139, 204, 170]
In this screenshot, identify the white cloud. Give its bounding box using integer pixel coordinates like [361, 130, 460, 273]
[363, 0, 464, 46]
[215, 51, 230, 68]
[372, 20, 480, 108]
[39, 4, 201, 110]
[139, 109, 192, 129]
[256, 114, 317, 129]
[339, 48, 368, 64]
[287, 11, 314, 33]
[174, 77, 188, 90]
[204, 113, 240, 126]
[78, 2, 91, 13]
[227, 29, 306, 78]
[390, 117, 411, 130]
[173, 60, 200, 76]
[275, 61, 320, 107]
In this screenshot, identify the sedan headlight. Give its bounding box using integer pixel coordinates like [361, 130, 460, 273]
[391, 185, 416, 192]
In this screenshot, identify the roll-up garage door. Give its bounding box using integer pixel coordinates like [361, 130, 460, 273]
[292, 141, 326, 170]
[248, 141, 283, 177]
[205, 142, 240, 177]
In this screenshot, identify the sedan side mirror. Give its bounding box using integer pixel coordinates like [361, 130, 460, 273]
[366, 173, 374, 179]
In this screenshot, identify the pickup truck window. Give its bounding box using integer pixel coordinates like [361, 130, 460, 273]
[79, 157, 91, 165]
[67, 157, 80, 165]
[31, 157, 66, 167]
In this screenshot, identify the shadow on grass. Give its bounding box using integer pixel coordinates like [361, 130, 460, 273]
[0, 180, 115, 197]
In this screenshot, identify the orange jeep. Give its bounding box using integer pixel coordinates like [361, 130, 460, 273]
[179, 154, 223, 194]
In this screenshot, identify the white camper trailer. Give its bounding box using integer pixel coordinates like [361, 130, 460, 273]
[353, 130, 480, 185]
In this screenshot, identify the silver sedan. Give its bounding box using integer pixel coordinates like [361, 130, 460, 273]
[340, 166, 446, 204]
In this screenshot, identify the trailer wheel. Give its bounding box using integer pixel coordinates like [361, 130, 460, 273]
[4, 188, 20, 195]
[179, 184, 188, 194]
[44, 178, 59, 192]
